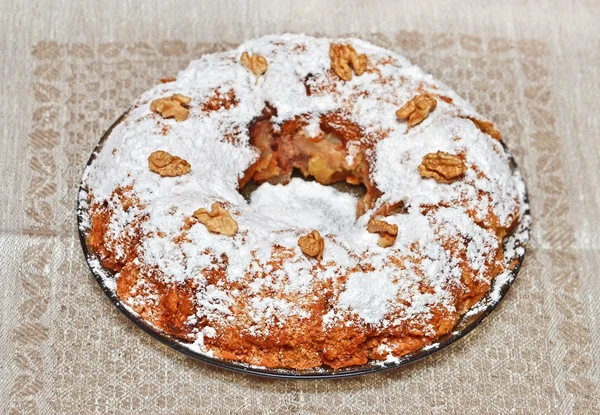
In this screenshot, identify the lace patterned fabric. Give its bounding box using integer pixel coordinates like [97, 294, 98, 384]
[3, 23, 598, 414]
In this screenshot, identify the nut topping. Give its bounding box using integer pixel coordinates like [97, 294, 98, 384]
[148, 150, 191, 177]
[240, 52, 268, 78]
[418, 151, 467, 183]
[367, 218, 398, 248]
[377, 233, 397, 248]
[329, 43, 368, 81]
[396, 94, 437, 127]
[150, 93, 192, 122]
[298, 230, 325, 260]
[193, 202, 239, 236]
[468, 117, 501, 140]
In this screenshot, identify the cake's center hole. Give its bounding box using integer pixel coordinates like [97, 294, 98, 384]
[238, 108, 380, 219]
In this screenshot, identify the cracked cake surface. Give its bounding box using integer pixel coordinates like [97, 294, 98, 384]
[80, 34, 528, 370]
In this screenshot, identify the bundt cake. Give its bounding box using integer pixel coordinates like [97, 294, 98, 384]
[80, 34, 528, 370]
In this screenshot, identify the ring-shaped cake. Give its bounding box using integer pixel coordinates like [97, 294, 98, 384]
[80, 34, 529, 370]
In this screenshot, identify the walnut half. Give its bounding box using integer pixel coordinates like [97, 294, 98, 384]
[367, 218, 398, 248]
[418, 151, 467, 184]
[148, 150, 191, 177]
[240, 52, 268, 78]
[298, 230, 325, 260]
[329, 43, 368, 81]
[396, 94, 437, 127]
[150, 93, 192, 122]
[193, 203, 239, 236]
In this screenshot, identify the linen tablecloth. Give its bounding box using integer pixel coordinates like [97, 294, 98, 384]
[1, 0, 599, 413]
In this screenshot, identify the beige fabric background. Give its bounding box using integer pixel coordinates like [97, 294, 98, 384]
[1, 0, 599, 413]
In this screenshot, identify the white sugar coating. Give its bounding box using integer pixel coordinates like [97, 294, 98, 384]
[82, 34, 529, 341]
[372, 113, 520, 225]
[335, 271, 400, 325]
[249, 178, 358, 234]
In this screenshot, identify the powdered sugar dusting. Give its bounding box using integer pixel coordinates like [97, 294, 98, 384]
[249, 179, 358, 234]
[335, 271, 400, 325]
